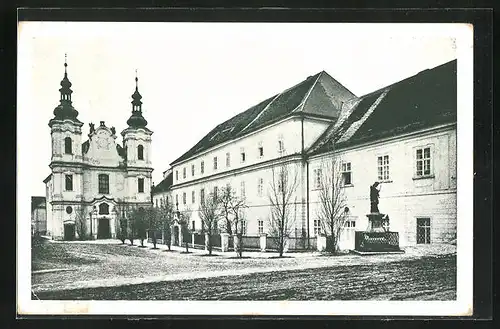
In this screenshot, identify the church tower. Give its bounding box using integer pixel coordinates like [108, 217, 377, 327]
[121, 72, 153, 203]
[47, 55, 84, 239]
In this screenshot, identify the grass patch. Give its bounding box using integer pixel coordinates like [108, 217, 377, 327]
[227, 256, 252, 259]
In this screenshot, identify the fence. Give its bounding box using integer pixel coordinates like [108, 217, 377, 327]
[241, 236, 260, 250]
[192, 233, 205, 249]
[354, 231, 400, 252]
[211, 234, 221, 248]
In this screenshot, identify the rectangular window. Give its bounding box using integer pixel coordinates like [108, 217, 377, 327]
[417, 218, 431, 244]
[213, 157, 218, 170]
[182, 167, 186, 179]
[201, 161, 205, 174]
[344, 220, 356, 228]
[200, 189, 205, 204]
[155, 199, 158, 207]
[183, 192, 186, 205]
[192, 220, 196, 231]
[175, 170, 179, 181]
[64, 137, 72, 154]
[213, 186, 218, 200]
[226, 152, 231, 167]
[191, 164, 195, 177]
[278, 172, 284, 193]
[175, 194, 178, 206]
[241, 220, 247, 236]
[192, 190, 195, 204]
[65, 174, 73, 191]
[138, 178, 144, 193]
[313, 219, 321, 236]
[313, 168, 322, 189]
[240, 148, 246, 163]
[240, 181, 246, 198]
[258, 142, 264, 157]
[258, 220, 264, 234]
[257, 178, 264, 197]
[377, 155, 390, 181]
[341, 162, 352, 185]
[416, 147, 432, 177]
[98, 174, 109, 194]
[278, 140, 285, 155]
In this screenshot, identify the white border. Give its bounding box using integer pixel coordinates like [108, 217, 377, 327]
[17, 22, 474, 316]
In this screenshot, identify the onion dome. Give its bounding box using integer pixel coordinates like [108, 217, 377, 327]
[126, 71, 148, 128]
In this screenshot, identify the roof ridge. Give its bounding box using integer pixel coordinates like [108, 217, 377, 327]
[240, 93, 281, 133]
[292, 71, 323, 114]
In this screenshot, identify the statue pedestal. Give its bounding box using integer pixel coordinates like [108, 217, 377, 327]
[353, 213, 402, 254]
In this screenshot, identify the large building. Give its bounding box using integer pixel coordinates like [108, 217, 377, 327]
[155, 59, 457, 249]
[44, 60, 154, 240]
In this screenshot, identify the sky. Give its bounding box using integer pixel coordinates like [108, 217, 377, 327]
[18, 22, 459, 197]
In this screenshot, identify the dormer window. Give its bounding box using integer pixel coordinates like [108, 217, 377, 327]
[64, 137, 72, 154]
[137, 145, 144, 160]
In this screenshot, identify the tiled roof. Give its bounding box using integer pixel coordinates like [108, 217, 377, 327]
[170, 71, 355, 165]
[308, 59, 457, 155]
[31, 196, 46, 212]
[152, 171, 173, 194]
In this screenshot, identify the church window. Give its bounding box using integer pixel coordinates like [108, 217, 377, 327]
[137, 145, 144, 160]
[64, 137, 72, 154]
[138, 178, 145, 193]
[65, 174, 73, 191]
[201, 161, 205, 174]
[66, 206, 73, 214]
[98, 174, 109, 194]
[99, 203, 109, 215]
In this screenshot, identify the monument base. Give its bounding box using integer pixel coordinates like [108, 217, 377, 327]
[354, 213, 401, 253]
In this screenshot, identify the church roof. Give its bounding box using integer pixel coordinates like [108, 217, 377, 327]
[170, 71, 355, 165]
[308, 59, 457, 155]
[152, 171, 173, 194]
[31, 196, 46, 212]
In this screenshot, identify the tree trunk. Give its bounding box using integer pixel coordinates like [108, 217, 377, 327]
[238, 233, 243, 258]
[208, 234, 212, 255]
[185, 241, 189, 252]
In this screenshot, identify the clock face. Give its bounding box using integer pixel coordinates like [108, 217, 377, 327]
[96, 132, 111, 150]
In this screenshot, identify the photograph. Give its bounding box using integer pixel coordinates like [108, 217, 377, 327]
[17, 20, 473, 316]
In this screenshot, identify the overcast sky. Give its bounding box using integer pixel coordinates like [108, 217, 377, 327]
[18, 22, 459, 196]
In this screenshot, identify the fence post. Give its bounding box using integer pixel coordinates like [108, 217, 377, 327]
[191, 232, 195, 248]
[233, 234, 240, 254]
[317, 234, 327, 252]
[260, 233, 267, 252]
[221, 233, 229, 252]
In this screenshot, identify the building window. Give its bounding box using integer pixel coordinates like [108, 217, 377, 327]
[191, 164, 195, 177]
[138, 178, 144, 193]
[64, 137, 72, 154]
[344, 220, 356, 228]
[175, 170, 179, 181]
[416, 147, 432, 177]
[226, 152, 231, 167]
[240, 181, 246, 198]
[213, 157, 218, 170]
[257, 178, 264, 197]
[241, 220, 247, 236]
[277, 172, 284, 193]
[213, 186, 218, 200]
[417, 218, 431, 244]
[183, 192, 187, 205]
[65, 174, 73, 191]
[175, 194, 179, 206]
[313, 219, 321, 236]
[258, 142, 264, 158]
[137, 145, 144, 160]
[155, 199, 158, 207]
[278, 140, 285, 156]
[201, 161, 205, 174]
[313, 168, 322, 189]
[192, 190, 195, 204]
[66, 206, 73, 214]
[192, 220, 196, 231]
[183, 167, 187, 179]
[377, 155, 390, 181]
[342, 162, 352, 185]
[200, 189, 205, 204]
[240, 148, 246, 163]
[98, 174, 109, 194]
[258, 220, 264, 234]
[99, 203, 109, 215]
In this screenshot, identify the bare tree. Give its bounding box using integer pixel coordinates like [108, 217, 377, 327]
[74, 205, 88, 240]
[135, 207, 148, 247]
[230, 195, 247, 258]
[268, 162, 300, 257]
[218, 185, 234, 235]
[158, 196, 174, 251]
[199, 192, 220, 255]
[178, 209, 192, 253]
[316, 158, 349, 254]
[114, 201, 131, 244]
[145, 207, 161, 249]
[127, 206, 138, 245]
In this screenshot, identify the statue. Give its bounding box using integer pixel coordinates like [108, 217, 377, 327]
[111, 126, 116, 135]
[370, 182, 381, 213]
[89, 122, 95, 133]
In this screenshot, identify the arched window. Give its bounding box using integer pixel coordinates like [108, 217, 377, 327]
[64, 137, 72, 154]
[137, 145, 144, 160]
[99, 203, 109, 215]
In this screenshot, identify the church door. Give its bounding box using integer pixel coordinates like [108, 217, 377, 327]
[97, 217, 111, 239]
[64, 223, 75, 241]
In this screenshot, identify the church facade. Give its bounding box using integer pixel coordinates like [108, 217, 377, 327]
[44, 61, 153, 240]
[154, 59, 457, 249]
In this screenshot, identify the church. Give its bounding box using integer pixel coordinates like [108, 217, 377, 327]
[44, 59, 154, 240]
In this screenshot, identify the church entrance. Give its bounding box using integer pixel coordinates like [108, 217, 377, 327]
[97, 217, 111, 239]
[173, 226, 179, 246]
[63, 223, 75, 241]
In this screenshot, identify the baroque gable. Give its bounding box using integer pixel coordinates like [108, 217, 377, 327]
[83, 122, 123, 167]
